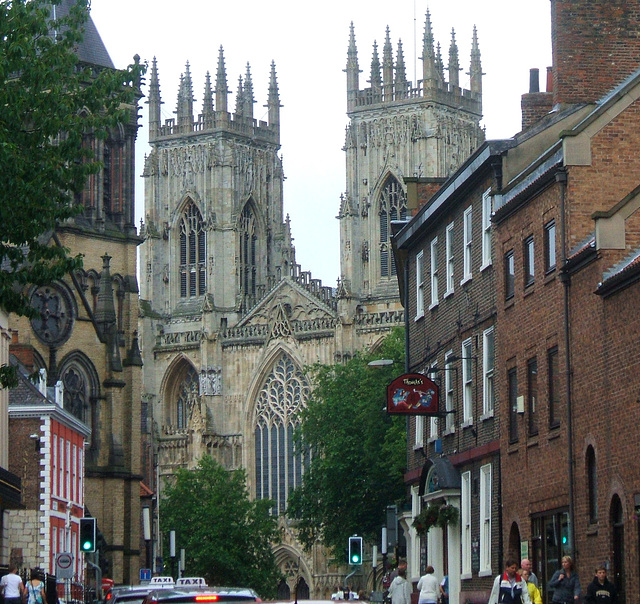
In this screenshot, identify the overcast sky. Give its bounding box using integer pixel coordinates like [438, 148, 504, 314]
[90, 0, 552, 287]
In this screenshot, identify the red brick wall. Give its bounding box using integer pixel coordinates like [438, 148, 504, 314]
[552, 0, 640, 105]
[494, 183, 570, 553]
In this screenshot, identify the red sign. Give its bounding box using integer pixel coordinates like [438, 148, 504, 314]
[386, 373, 439, 415]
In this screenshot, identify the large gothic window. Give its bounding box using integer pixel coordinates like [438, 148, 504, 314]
[175, 365, 199, 429]
[379, 176, 407, 277]
[254, 353, 310, 514]
[179, 202, 206, 298]
[240, 205, 258, 298]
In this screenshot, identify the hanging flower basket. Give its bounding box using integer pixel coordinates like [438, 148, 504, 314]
[436, 504, 459, 528]
[412, 503, 441, 534]
[413, 503, 459, 534]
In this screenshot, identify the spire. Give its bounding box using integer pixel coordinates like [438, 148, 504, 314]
[203, 71, 214, 125]
[435, 42, 445, 84]
[369, 40, 381, 103]
[215, 45, 229, 113]
[176, 61, 194, 129]
[235, 75, 244, 116]
[345, 22, 361, 111]
[448, 28, 460, 91]
[395, 39, 407, 99]
[267, 60, 281, 134]
[148, 57, 162, 139]
[469, 25, 483, 97]
[422, 9, 438, 88]
[382, 26, 394, 101]
[243, 62, 255, 119]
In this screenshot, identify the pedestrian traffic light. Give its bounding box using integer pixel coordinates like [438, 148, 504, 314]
[348, 536, 363, 565]
[80, 517, 96, 553]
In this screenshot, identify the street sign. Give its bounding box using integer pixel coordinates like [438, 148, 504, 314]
[56, 552, 74, 579]
[140, 569, 152, 582]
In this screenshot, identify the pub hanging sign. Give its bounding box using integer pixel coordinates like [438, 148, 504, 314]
[386, 373, 439, 415]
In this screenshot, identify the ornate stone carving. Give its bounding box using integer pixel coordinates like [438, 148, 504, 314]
[200, 366, 222, 396]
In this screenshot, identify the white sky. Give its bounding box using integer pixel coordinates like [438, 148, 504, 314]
[90, 0, 552, 287]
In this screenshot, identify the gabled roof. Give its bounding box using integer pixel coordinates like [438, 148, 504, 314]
[50, 0, 114, 69]
[596, 248, 640, 297]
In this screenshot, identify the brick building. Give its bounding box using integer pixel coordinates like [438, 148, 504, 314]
[491, 0, 640, 600]
[7, 360, 90, 578]
[394, 1, 640, 602]
[394, 140, 512, 603]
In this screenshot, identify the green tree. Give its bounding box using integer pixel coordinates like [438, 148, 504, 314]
[0, 0, 145, 385]
[160, 456, 282, 598]
[287, 328, 406, 559]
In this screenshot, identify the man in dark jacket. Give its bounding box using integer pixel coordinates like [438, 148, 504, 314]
[584, 566, 618, 604]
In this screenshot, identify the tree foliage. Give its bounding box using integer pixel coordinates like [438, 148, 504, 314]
[0, 0, 145, 386]
[287, 328, 406, 559]
[160, 456, 282, 598]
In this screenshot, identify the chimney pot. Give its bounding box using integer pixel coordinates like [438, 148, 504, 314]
[529, 68, 540, 93]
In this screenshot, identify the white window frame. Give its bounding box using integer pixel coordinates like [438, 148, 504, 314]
[53, 434, 58, 497]
[461, 471, 472, 578]
[462, 339, 473, 426]
[481, 188, 492, 269]
[445, 222, 455, 297]
[445, 351, 454, 434]
[416, 250, 424, 319]
[414, 414, 424, 449]
[461, 205, 473, 284]
[429, 237, 439, 309]
[479, 463, 492, 575]
[482, 327, 495, 418]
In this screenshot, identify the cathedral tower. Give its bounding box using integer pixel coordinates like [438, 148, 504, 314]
[340, 12, 484, 303]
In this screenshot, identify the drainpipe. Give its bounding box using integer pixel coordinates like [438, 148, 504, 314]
[556, 168, 575, 557]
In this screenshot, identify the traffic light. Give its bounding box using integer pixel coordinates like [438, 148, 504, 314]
[80, 517, 96, 553]
[348, 536, 363, 565]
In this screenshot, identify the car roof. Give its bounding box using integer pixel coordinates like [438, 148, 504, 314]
[144, 587, 258, 602]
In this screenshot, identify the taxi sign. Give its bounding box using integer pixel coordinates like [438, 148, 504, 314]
[176, 578, 207, 587]
[149, 577, 175, 587]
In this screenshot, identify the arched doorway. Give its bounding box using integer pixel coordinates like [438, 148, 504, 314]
[610, 495, 625, 601]
[508, 522, 521, 562]
[296, 577, 310, 600]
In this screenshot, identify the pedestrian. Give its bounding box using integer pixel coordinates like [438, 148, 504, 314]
[25, 569, 47, 604]
[548, 555, 580, 603]
[439, 576, 448, 604]
[584, 565, 618, 604]
[521, 569, 542, 604]
[416, 566, 439, 604]
[389, 559, 408, 582]
[388, 567, 411, 604]
[0, 564, 26, 604]
[520, 559, 539, 589]
[488, 558, 531, 604]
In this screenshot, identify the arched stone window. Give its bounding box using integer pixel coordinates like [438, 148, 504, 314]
[179, 202, 206, 298]
[254, 353, 310, 514]
[586, 445, 597, 523]
[58, 352, 100, 457]
[175, 365, 199, 430]
[378, 176, 407, 277]
[240, 204, 258, 299]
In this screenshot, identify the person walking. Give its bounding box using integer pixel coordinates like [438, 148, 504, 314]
[388, 567, 411, 604]
[416, 566, 439, 604]
[584, 566, 618, 604]
[0, 564, 26, 604]
[488, 559, 531, 604]
[25, 569, 47, 604]
[520, 560, 539, 589]
[548, 556, 581, 604]
[521, 568, 542, 604]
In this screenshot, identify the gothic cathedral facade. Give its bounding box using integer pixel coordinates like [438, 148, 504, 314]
[139, 12, 483, 596]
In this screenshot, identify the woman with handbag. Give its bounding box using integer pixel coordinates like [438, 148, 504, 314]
[24, 570, 47, 604]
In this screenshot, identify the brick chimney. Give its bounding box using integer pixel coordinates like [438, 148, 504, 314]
[552, 0, 640, 105]
[521, 67, 554, 131]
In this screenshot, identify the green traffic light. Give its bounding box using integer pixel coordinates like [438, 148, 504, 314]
[351, 554, 360, 564]
[82, 541, 92, 551]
